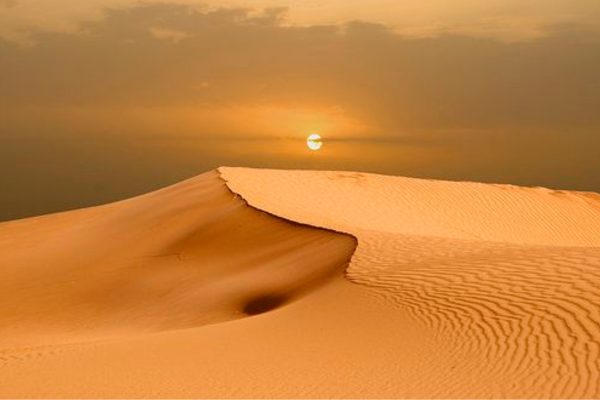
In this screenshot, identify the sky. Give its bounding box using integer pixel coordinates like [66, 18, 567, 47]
[1, 0, 600, 221]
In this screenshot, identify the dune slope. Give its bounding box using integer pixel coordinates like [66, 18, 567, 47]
[218, 167, 600, 398]
[0, 170, 356, 349]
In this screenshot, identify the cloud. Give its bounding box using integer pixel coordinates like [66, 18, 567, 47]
[2, 4, 599, 129]
[4, 0, 600, 43]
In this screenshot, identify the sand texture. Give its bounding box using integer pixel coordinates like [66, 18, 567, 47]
[1, 167, 599, 398]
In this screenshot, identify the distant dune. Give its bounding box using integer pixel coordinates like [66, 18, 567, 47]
[1, 168, 599, 398]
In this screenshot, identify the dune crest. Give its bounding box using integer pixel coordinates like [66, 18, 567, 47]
[220, 167, 600, 247]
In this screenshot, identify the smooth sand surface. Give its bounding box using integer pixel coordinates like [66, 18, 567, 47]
[1, 167, 600, 398]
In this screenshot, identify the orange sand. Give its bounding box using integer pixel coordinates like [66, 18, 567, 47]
[1, 167, 599, 398]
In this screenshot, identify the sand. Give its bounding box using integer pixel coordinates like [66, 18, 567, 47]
[1, 167, 600, 398]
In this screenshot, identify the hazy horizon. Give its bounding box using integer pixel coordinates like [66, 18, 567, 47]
[2, 0, 600, 221]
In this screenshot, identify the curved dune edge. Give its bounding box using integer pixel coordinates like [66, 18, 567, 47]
[219, 167, 600, 399]
[0, 170, 356, 350]
[219, 167, 600, 247]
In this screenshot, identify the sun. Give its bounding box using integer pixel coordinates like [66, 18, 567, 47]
[307, 133, 323, 151]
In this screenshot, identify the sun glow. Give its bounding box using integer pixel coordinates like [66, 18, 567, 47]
[307, 133, 323, 151]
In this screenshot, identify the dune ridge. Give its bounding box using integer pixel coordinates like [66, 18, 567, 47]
[220, 167, 600, 247]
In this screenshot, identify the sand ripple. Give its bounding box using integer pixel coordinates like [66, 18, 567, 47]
[221, 167, 600, 398]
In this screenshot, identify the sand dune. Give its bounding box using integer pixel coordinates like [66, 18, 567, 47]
[0, 170, 355, 349]
[220, 167, 600, 398]
[1, 167, 600, 398]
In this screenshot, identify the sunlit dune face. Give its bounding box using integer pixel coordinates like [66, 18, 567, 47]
[307, 134, 323, 151]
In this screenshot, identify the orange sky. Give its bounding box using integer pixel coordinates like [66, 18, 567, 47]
[3, 0, 600, 43]
[1, 0, 600, 220]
